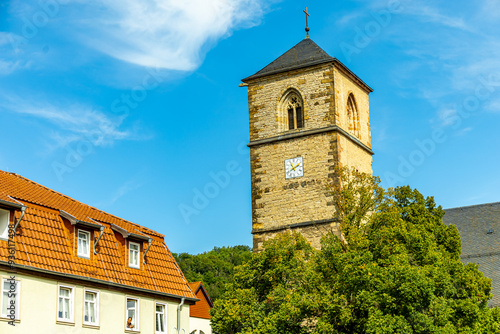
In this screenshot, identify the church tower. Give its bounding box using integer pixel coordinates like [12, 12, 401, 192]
[242, 36, 374, 252]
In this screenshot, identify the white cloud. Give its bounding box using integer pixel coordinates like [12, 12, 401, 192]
[404, 5, 471, 31]
[0, 32, 17, 47]
[0, 94, 148, 149]
[100, 178, 146, 207]
[456, 127, 473, 136]
[0, 32, 30, 75]
[0, 59, 23, 75]
[438, 107, 457, 127]
[481, 0, 500, 19]
[485, 99, 500, 113]
[62, 0, 268, 70]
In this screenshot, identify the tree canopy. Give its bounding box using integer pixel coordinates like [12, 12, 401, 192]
[211, 170, 500, 333]
[173, 245, 252, 301]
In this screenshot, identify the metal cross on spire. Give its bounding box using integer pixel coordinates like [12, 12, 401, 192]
[303, 7, 310, 38]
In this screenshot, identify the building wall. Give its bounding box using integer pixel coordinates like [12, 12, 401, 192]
[190, 288, 211, 319]
[338, 135, 373, 174]
[247, 62, 372, 252]
[253, 221, 341, 252]
[333, 67, 371, 147]
[189, 317, 211, 334]
[251, 133, 335, 233]
[0, 271, 190, 334]
[248, 64, 334, 142]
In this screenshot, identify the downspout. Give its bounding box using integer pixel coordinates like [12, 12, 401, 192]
[93, 226, 105, 254]
[13, 205, 26, 233]
[142, 238, 153, 264]
[176, 297, 185, 334]
[7, 196, 26, 233]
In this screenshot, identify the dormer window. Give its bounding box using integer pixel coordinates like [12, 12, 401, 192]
[77, 230, 91, 258]
[129, 241, 140, 269]
[0, 209, 9, 240]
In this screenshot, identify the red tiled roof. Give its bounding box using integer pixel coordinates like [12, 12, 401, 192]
[188, 281, 213, 319]
[0, 171, 195, 300]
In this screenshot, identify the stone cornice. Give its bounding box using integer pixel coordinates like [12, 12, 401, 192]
[247, 125, 374, 155]
[252, 218, 338, 235]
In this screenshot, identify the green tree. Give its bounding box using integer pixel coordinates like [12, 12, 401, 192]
[210, 232, 317, 334]
[173, 245, 252, 300]
[211, 170, 500, 333]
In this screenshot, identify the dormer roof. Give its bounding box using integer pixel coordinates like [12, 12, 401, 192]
[0, 170, 196, 301]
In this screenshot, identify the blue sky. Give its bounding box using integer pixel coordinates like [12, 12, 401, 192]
[1, 0, 499, 254]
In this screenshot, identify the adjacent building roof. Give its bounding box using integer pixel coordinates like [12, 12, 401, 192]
[0, 170, 196, 301]
[241, 38, 373, 92]
[188, 281, 213, 319]
[443, 202, 500, 307]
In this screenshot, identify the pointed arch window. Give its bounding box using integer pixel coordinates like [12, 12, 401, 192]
[282, 91, 304, 130]
[347, 94, 360, 138]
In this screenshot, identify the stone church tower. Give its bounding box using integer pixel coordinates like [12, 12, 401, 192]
[241, 37, 373, 252]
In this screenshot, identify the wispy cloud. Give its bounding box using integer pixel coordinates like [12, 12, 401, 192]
[99, 177, 146, 207]
[402, 4, 471, 31]
[438, 107, 457, 127]
[480, 0, 500, 19]
[456, 127, 472, 136]
[53, 0, 269, 70]
[0, 32, 31, 74]
[0, 93, 149, 150]
[485, 99, 500, 113]
[367, 2, 500, 121]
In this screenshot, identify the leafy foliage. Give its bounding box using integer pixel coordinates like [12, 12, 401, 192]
[173, 245, 252, 301]
[211, 169, 500, 333]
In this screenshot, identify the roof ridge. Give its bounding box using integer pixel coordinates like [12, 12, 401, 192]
[445, 201, 500, 211]
[0, 170, 164, 238]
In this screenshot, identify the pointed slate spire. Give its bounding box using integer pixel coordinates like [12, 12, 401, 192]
[242, 38, 334, 82]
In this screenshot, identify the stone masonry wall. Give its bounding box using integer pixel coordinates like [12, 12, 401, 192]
[250, 133, 336, 232]
[252, 221, 341, 253]
[247, 61, 372, 251]
[248, 63, 334, 142]
[338, 135, 373, 174]
[334, 67, 371, 148]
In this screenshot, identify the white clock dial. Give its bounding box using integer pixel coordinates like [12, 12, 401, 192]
[284, 157, 304, 179]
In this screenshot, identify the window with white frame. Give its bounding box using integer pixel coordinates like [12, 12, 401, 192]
[155, 303, 166, 333]
[58, 285, 74, 322]
[1, 278, 20, 319]
[126, 298, 139, 330]
[83, 290, 99, 326]
[129, 242, 140, 269]
[0, 209, 10, 240]
[77, 230, 91, 258]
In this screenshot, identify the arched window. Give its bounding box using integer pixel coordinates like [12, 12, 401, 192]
[281, 90, 304, 131]
[347, 93, 360, 138]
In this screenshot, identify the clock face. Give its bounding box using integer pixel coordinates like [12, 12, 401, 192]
[284, 157, 304, 179]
